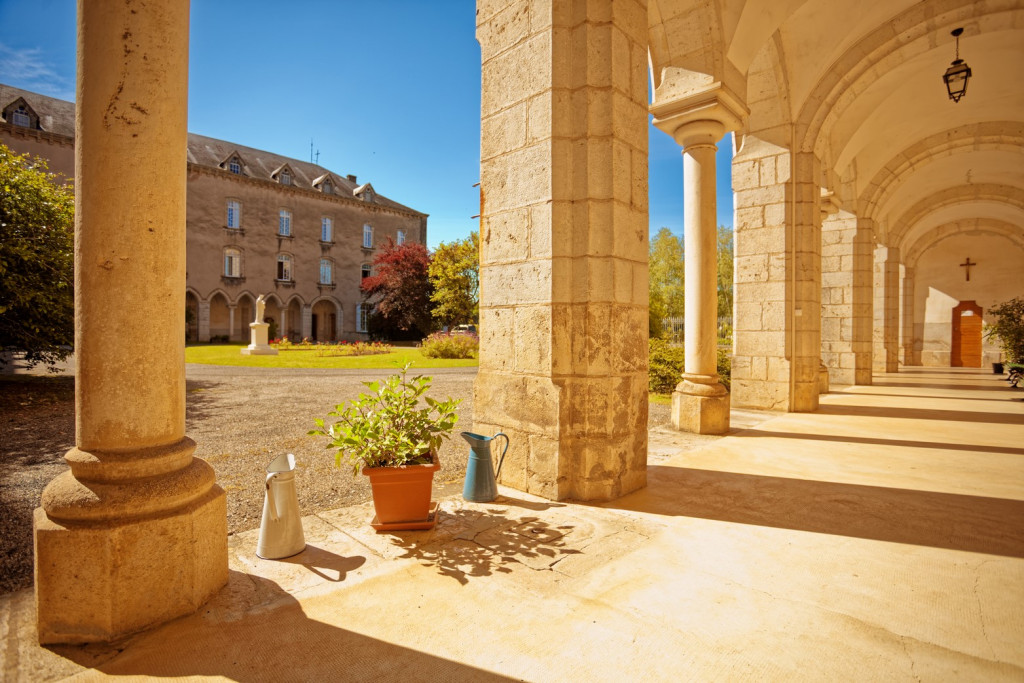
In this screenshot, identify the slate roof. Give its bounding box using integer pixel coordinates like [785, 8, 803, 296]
[0, 83, 75, 136]
[0, 83, 424, 216]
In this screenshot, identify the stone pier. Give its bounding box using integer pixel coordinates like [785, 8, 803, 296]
[474, 0, 650, 501]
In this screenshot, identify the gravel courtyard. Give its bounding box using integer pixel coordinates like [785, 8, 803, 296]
[1, 364, 676, 596]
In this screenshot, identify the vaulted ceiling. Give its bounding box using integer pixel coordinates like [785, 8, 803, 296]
[649, 0, 1024, 259]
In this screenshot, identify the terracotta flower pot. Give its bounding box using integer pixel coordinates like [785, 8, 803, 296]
[363, 453, 440, 529]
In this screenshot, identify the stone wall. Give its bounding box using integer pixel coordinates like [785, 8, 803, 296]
[914, 234, 1023, 366]
[185, 168, 424, 341]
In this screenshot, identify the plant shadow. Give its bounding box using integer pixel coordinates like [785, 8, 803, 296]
[386, 496, 581, 585]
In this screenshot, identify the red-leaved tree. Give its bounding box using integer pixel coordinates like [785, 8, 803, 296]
[360, 238, 434, 340]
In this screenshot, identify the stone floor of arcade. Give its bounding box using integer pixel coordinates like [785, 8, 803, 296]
[4, 367, 1023, 681]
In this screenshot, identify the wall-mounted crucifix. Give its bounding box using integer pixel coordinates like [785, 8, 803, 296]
[960, 256, 976, 282]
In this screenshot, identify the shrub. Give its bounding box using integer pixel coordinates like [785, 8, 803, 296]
[985, 297, 1024, 364]
[717, 347, 732, 391]
[649, 338, 684, 393]
[420, 331, 478, 359]
[648, 338, 732, 393]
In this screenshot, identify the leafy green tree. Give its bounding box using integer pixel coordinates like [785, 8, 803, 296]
[986, 297, 1024, 364]
[649, 227, 685, 338]
[429, 231, 479, 327]
[0, 145, 74, 369]
[717, 225, 734, 323]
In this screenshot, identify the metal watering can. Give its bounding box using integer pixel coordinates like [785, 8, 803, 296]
[256, 453, 306, 559]
[460, 431, 510, 503]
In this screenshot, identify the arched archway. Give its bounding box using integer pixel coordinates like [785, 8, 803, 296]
[185, 290, 199, 342]
[262, 294, 285, 341]
[234, 292, 255, 342]
[285, 296, 304, 341]
[311, 298, 340, 342]
[208, 292, 230, 341]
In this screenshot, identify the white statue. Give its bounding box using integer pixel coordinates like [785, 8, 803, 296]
[255, 295, 266, 323]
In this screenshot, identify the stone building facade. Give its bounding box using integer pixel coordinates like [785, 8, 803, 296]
[1, 83, 428, 344]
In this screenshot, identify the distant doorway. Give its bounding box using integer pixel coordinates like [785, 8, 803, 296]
[951, 300, 983, 367]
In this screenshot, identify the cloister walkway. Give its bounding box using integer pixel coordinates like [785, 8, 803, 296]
[5, 367, 1023, 681]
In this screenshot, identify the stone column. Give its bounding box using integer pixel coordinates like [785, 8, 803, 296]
[873, 245, 900, 373]
[901, 266, 917, 365]
[280, 307, 289, 340]
[474, 0, 649, 501]
[34, 0, 227, 644]
[228, 304, 237, 342]
[851, 221, 875, 384]
[198, 300, 211, 342]
[671, 122, 729, 433]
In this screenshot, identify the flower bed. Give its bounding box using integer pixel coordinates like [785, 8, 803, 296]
[269, 337, 393, 356]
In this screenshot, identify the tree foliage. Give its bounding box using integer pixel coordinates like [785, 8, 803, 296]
[361, 238, 434, 340]
[717, 225, 734, 323]
[0, 144, 74, 368]
[429, 231, 478, 327]
[649, 227, 685, 338]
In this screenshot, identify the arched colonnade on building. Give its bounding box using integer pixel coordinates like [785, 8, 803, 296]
[184, 288, 344, 343]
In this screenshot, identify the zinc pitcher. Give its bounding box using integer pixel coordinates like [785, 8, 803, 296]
[460, 431, 510, 503]
[256, 453, 306, 559]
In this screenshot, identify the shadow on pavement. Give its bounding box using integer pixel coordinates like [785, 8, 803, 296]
[733, 427, 1024, 457]
[49, 568, 515, 681]
[609, 465, 1024, 558]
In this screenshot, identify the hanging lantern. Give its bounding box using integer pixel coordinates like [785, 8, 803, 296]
[943, 28, 972, 103]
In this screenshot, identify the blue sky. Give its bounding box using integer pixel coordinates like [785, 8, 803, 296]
[0, 0, 733, 249]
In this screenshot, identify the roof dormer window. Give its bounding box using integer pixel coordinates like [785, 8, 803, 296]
[11, 105, 31, 128]
[228, 158, 241, 174]
[280, 169, 291, 186]
[353, 183, 375, 202]
[322, 180, 332, 195]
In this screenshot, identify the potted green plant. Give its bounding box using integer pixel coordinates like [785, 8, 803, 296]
[311, 364, 461, 530]
[985, 297, 1024, 373]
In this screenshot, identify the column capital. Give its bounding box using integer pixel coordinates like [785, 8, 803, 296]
[820, 189, 842, 220]
[650, 82, 748, 148]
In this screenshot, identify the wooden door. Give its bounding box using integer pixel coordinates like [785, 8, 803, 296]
[951, 300, 983, 367]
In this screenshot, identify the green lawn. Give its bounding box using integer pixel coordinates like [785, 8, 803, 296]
[185, 344, 478, 369]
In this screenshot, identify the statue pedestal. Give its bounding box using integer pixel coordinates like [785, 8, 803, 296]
[240, 322, 278, 355]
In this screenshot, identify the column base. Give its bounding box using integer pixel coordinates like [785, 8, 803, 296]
[671, 376, 730, 434]
[34, 448, 228, 644]
[818, 363, 830, 394]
